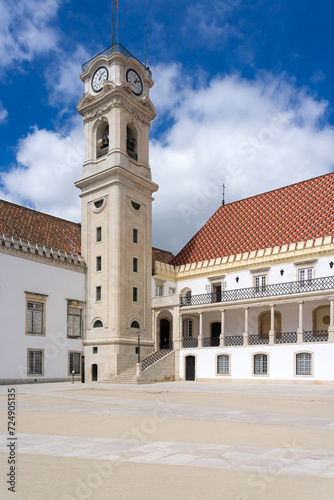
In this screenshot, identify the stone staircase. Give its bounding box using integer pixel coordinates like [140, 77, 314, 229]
[108, 365, 138, 384]
[107, 344, 174, 384]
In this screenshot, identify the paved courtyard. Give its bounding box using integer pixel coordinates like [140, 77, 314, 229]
[1, 381, 334, 499]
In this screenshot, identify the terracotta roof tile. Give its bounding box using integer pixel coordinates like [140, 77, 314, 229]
[0, 200, 81, 254]
[172, 172, 334, 266]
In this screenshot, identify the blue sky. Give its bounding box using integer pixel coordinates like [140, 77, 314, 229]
[1, 0, 334, 254]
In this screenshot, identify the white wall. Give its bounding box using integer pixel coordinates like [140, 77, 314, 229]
[180, 343, 334, 382]
[0, 252, 85, 382]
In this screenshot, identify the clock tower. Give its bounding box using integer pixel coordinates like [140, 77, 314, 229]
[75, 44, 158, 381]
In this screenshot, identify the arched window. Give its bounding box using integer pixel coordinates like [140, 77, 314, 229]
[253, 353, 268, 375]
[93, 319, 103, 328]
[183, 319, 193, 337]
[296, 353, 312, 375]
[96, 121, 109, 158]
[127, 124, 138, 160]
[131, 320, 140, 329]
[217, 354, 230, 375]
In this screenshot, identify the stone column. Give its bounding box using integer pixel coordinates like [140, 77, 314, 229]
[179, 314, 183, 349]
[243, 307, 249, 346]
[297, 301, 304, 343]
[328, 297, 334, 342]
[220, 309, 225, 347]
[198, 312, 203, 348]
[269, 303, 275, 345]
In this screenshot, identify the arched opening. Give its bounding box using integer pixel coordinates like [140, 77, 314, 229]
[185, 356, 195, 381]
[127, 124, 138, 160]
[93, 319, 103, 328]
[258, 311, 281, 336]
[313, 305, 330, 331]
[159, 319, 170, 349]
[96, 121, 109, 158]
[131, 320, 140, 329]
[92, 364, 98, 381]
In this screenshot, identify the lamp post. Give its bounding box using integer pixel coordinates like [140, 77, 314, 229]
[137, 328, 141, 364]
[71, 370, 75, 384]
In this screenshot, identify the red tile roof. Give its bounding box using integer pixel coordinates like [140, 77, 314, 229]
[0, 200, 175, 266]
[152, 247, 174, 271]
[0, 200, 81, 254]
[172, 172, 334, 266]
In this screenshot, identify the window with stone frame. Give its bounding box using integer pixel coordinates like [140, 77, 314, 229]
[28, 350, 43, 375]
[253, 353, 268, 375]
[25, 293, 47, 336]
[69, 352, 81, 375]
[217, 354, 230, 375]
[296, 352, 312, 375]
[67, 305, 82, 338]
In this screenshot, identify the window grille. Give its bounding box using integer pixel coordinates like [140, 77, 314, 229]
[69, 352, 81, 374]
[296, 353, 312, 375]
[217, 355, 229, 374]
[254, 354, 268, 374]
[27, 302, 43, 334]
[68, 307, 82, 337]
[29, 350, 42, 374]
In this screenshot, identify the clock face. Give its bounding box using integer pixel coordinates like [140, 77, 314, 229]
[126, 69, 143, 96]
[92, 66, 108, 93]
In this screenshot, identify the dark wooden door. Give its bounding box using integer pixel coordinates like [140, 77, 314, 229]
[92, 364, 98, 382]
[185, 356, 195, 381]
[160, 319, 170, 349]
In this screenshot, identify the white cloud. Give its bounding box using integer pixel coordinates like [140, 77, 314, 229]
[0, 118, 84, 222]
[150, 66, 334, 253]
[45, 45, 90, 111]
[0, 0, 61, 68]
[2, 64, 334, 257]
[0, 101, 8, 123]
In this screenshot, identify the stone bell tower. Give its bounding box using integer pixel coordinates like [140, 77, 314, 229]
[75, 44, 158, 381]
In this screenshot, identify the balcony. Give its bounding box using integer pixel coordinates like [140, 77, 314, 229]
[180, 276, 334, 307]
[181, 330, 328, 348]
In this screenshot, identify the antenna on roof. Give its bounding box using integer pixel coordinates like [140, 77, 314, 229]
[145, 24, 147, 67]
[222, 183, 225, 206]
[111, 0, 114, 45]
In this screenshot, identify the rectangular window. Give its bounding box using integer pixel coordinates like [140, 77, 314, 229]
[169, 287, 176, 295]
[96, 286, 101, 301]
[217, 355, 229, 375]
[299, 268, 313, 282]
[96, 256, 102, 271]
[296, 353, 312, 375]
[93, 347, 98, 354]
[69, 352, 81, 374]
[183, 319, 193, 337]
[156, 285, 163, 297]
[133, 287, 138, 302]
[133, 257, 138, 272]
[133, 228, 138, 244]
[27, 302, 43, 335]
[254, 354, 268, 375]
[67, 307, 82, 338]
[28, 350, 43, 375]
[254, 275, 267, 291]
[96, 226, 102, 242]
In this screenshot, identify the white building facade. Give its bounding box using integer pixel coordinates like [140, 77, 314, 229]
[1, 43, 334, 385]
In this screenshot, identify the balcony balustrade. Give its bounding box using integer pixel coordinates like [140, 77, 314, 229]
[180, 276, 334, 307]
[181, 331, 329, 348]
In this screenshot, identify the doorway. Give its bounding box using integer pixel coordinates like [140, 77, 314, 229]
[160, 319, 170, 349]
[92, 364, 98, 382]
[185, 356, 195, 381]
